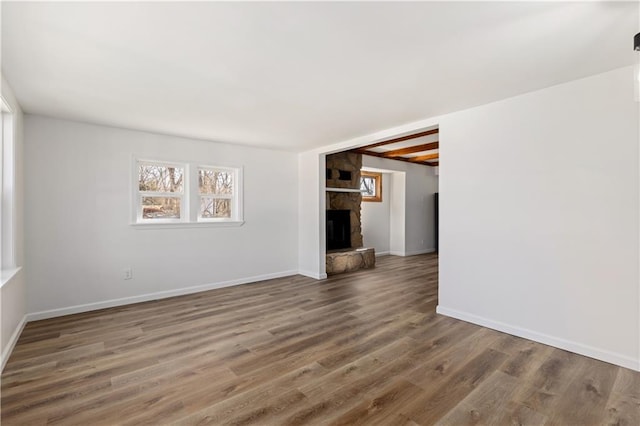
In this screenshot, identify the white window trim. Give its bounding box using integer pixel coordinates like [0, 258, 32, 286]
[196, 165, 243, 223]
[134, 159, 187, 224]
[131, 157, 244, 228]
[1, 95, 16, 271]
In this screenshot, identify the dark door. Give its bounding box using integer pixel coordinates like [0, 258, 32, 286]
[434, 193, 439, 253]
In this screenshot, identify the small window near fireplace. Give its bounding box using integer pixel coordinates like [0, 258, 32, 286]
[361, 172, 382, 202]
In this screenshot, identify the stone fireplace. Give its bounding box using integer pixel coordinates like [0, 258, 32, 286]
[325, 152, 375, 274]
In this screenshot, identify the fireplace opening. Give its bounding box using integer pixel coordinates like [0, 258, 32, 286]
[326, 209, 351, 250]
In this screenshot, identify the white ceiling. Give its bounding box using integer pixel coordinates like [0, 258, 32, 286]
[2, 1, 638, 152]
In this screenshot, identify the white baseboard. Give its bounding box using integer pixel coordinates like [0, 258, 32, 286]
[436, 305, 640, 372]
[27, 270, 299, 322]
[298, 270, 327, 280]
[391, 248, 436, 257]
[375, 251, 390, 257]
[405, 248, 436, 256]
[1, 314, 27, 372]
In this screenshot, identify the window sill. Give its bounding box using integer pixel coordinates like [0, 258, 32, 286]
[131, 221, 245, 230]
[1, 266, 22, 288]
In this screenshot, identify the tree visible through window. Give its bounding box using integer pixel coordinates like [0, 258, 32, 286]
[361, 171, 382, 202]
[134, 159, 243, 225]
[138, 163, 184, 220]
[199, 168, 234, 219]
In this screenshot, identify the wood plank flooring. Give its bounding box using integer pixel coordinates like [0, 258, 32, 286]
[2, 254, 639, 425]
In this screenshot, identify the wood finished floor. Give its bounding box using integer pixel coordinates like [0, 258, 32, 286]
[2, 254, 639, 425]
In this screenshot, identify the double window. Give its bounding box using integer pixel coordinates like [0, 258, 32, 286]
[134, 159, 242, 226]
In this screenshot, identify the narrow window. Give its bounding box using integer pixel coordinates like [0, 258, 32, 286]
[1, 97, 15, 269]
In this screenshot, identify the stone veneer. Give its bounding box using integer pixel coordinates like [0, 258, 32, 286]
[326, 248, 376, 275]
[325, 151, 375, 275]
[326, 152, 363, 248]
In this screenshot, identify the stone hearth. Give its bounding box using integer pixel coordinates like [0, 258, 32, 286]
[326, 247, 376, 275]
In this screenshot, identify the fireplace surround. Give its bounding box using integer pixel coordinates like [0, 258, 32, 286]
[325, 152, 375, 274]
[326, 209, 351, 250]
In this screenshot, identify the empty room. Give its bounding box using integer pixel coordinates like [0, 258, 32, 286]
[1, 1, 639, 425]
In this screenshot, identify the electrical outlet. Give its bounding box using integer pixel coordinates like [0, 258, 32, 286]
[124, 268, 133, 280]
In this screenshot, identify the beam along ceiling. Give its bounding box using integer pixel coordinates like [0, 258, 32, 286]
[351, 129, 439, 167]
[2, 2, 638, 151]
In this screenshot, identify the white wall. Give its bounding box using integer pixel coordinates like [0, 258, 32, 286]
[361, 172, 391, 254]
[2, 268, 26, 368]
[1, 75, 26, 370]
[389, 172, 406, 256]
[297, 151, 326, 279]
[362, 156, 439, 255]
[438, 66, 640, 371]
[24, 116, 299, 317]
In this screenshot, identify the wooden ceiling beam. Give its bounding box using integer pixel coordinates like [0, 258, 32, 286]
[354, 128, 439, 151]
[356, 150, 421, 164]
[409, 153, 439, 162]
[355, 150, 438, 168]
[383, 142, 439, 157]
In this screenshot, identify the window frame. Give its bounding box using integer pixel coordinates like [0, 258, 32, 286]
[361, 171, 382, 202]
[135, 159, 187, 224]
[197, 165, 243, 223]
[132, 157, 244, 228]
[1, 95, 16, 271]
